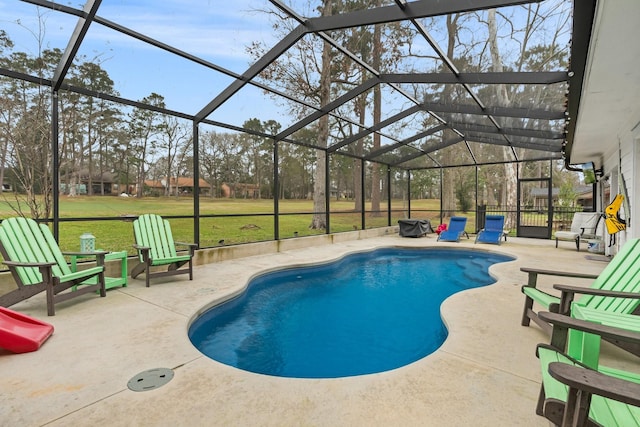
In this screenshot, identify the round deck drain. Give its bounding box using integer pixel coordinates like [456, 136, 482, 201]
[127, 368, 174, 392]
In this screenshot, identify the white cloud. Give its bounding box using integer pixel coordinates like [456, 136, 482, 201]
[92, 0, 280, 62]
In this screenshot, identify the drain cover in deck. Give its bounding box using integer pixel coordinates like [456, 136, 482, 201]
[127, 368, 174, 392]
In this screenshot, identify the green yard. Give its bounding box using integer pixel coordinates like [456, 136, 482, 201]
[0, 196, 469, 254]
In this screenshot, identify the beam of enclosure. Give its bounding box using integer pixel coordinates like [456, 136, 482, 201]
[327, 105, 422, 153]
[401, 10, 530, 163]
[282, 2, 434, 150]
[52, 0, 101, 91]
[259, 13, 423, 151]
[394, 0, 408, 10]
[1, 66, 324, 153]
[192, 122, 201, 247]
[380, 72, 568, 85]
[29, 0, 423, 151]
[465, 140, 479, 165]
[564, 0, 598, 165]
[22, 0, 81, 15]
[306, 2, 465, 143]
[23, 0, 325, 118]
[0, 67, 406, 169]
[258, 0, 472, 165]
[195, 26, 307, 122]
[445, 122, 565, 140]
[463, 133, 563, 152]
[392, 137, 464, 166]
[51, 92, 60, 239]
[409, 156, 560, 171]
[364, 125, 447, 160]
[396, 3, 502, 159]
[276, 78, 379, 140]
[421, 102, 565, 120]
[305, 0, 542, 32]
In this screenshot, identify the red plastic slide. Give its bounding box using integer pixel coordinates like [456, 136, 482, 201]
[0, 307, 54, 353]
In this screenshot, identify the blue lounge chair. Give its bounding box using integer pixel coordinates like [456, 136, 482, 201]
[437, 217, 469, 242]
[475, 215, 506, 245]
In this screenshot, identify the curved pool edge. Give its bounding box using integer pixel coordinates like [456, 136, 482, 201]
[438, 248, 519, 338]
[186, 243, 516, 329]
[186, 244, 411, 328]
[187, 243, 517, 377]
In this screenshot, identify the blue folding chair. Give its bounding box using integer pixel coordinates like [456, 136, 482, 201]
[437, 217, 469, 242]
[475, 215, 506, 245]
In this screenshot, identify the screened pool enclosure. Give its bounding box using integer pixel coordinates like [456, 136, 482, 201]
[0, 0, 597, 249]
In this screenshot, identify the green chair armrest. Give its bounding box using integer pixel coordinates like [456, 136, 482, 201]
[59, 266, 104, 282]
[520, 269, 598, 308]
[520, 267, 599, 290]
[553, 284, 640, 314]
[2, 260, 56, 268]
[553, 284, 640, 299]
[520, 267, 599, 280]
[539, 311, 640, 351]
[175, 242, 198, 254]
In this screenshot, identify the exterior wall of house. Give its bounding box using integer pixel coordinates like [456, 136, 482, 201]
[600, 117, 639, 253]
[631, 129, 640, 239]
[616, 120, 636, 241]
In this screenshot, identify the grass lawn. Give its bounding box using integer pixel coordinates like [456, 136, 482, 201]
[0, 195, 475, 254]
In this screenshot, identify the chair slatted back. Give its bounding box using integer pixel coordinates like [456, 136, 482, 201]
[134, 214, 178, 262]
[577, 239, 640, 314]
[0, 217, 71, 285]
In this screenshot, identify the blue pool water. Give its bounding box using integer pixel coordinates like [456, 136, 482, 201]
[189, 248, 513, 378]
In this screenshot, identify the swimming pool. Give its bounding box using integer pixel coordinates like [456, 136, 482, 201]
[189, 247, 514, 378]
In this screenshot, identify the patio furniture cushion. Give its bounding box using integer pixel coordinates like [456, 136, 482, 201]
[555, 212, 602, 251]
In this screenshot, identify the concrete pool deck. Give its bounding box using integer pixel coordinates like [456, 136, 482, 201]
[1, 234, 636, 426]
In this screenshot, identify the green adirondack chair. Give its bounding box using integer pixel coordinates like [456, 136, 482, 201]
[536, 312, 640, 427]
[0, 217, 107, 316]
[131, 214, 197, 287]
[521, 238, 640, 335]
[567, 306, 640, 369]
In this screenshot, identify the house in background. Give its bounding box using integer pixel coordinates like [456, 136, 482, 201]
[529, 186, 596, 210]
[221, 183, 260, 198]
[59, 171, 114, 195]
[143, 177, 211, 196]
[79, 171, 115, 195]
[530, 187, 559, 209]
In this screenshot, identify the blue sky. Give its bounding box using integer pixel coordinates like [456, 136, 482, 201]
[2, 0, 571, 140]
[1, 0, 287, 125]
